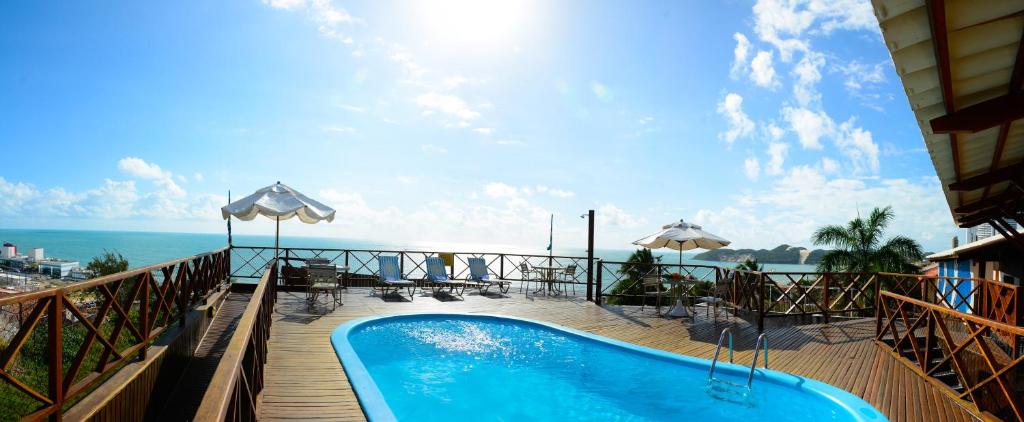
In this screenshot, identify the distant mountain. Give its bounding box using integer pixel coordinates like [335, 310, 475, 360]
[692, 244, 832, 265]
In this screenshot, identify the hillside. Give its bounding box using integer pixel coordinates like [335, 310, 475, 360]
[692, 244, 832, 265]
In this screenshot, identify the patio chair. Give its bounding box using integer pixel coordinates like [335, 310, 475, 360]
[376, 255, 417, 301]
[466, 257, 511, 295]
[424, 256, 465, 298]
[641, 274, 665, 314]
[306, 258, 330, 265]
[557, 264, 578, 295]
[281, 263, 308, 288]
[699, 278, 731, 319]
[306, 263, 342, 309]
[519, 262, 540, 295]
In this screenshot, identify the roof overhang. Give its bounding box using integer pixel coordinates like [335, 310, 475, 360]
[871, 0, 1024, 230]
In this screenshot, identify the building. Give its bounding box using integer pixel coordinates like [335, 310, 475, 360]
[38, 259, 81, 279]
[967, 220, 1021, 243]
[928, 234, 1022, 286]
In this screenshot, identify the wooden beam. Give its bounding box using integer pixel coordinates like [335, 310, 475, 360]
[953, 189, 1023, 214]
[988, 219, 1024, 254]
[929, 93, 1024, 134]
[926, 0, 962, 207]
[960, 207, 1024, 228]
[948, 160, 1024, 191]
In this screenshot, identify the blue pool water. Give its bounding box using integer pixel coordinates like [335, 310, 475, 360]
[331, 314, 885, 422]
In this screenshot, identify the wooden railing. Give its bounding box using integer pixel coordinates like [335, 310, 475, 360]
[878, 272, 1022, 327]
[0, 248, 230, 421]
[195, 260, 278, 421]
[594, 261, 878, 331]
[230, 245, 592, 289]
[875, 291, 1024, 421]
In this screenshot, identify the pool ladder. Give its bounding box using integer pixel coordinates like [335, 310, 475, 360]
[707, 329, 769, 389]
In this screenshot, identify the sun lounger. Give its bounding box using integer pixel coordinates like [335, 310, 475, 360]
[424, 256, 465, 298]
[376, 255, 417, 301]
[466, 257, 511, 295]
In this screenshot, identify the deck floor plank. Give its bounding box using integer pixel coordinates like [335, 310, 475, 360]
[258, 288, 983, 421]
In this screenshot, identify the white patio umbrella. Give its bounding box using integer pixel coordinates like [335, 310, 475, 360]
[221, 182, 336, 259]
[632, 220, 730, 317]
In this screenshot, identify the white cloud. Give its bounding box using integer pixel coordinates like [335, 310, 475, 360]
[193, 172, 204, 182]
[420, 144, 448, 154]
[765, 142, 789, 175]
[792, 51, 825, 106]
[836, 118, 880, 174]
[415, 92, 481, 120]
[494, 139, 527, 147]
[535, 185, 575, 198]
[473, 127, 494, 135]
[0, 177, 38, 215]
[591, 81, 613, 102]
[693, 170, 952, 250]
[117, 157, 186, 198]
[263, 0, 304, 10]
[782, 106, 832, 150]
[118, 157, 166, 180]
[751, 0, 878, 61]
[764, 122, 785, 141]
[339, 104, 365, 113]
[819, 157, 839, 174]
[833, 60, 887, 92]
[717, 93, 755, 144]
[749, 50, 780, 89]
[596, 203, 643, 228]
[731, 33, 752, 78]
[744, 157, 761, 181]
[395, 176, 418, 185]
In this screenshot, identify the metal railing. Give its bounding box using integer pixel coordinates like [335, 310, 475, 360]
[229, 245, 593, 291]
[0, 248, 230, 421]
[195, 260, 278, 422]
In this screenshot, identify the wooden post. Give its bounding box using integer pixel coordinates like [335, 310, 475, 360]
[586, 209, 595, 302]
[140, 273, 150, 360]
[499, 254, 505, 279]
[594, 260, 603, 305]
[757, 273, 765, 333]
[48, 294, 63, 422]
[823, 273, 831, 324]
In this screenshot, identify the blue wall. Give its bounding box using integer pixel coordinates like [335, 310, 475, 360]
[937, 259, 973, 313]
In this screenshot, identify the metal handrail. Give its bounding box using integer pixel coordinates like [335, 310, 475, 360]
[707, 328, 734, 382]
[747, 333, 769, 388]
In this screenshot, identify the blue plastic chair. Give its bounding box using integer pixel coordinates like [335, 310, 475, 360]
[467, 257, 511, 295]
[377, 255, 416, 301]
[425, 256, 465, 298]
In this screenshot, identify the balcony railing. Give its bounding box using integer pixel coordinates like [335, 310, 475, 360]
[876, 291, 1024, 421]
[229, 245, 593, 289]
[0, 248, 229, 421]
[195, 260, 277, 421]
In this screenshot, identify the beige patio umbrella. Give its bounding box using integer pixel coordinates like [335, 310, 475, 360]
[632, 219, 730, 317]
[221, 182, 336, 259]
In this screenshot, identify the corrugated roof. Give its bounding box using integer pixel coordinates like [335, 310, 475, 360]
[872, 0, 1024, 227]
[926, 233, 1006, 260]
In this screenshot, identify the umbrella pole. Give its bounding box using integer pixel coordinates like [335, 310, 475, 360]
[275, 216, 280, 262]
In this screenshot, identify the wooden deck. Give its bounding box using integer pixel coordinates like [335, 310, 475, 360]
[257, 288, 984, 422]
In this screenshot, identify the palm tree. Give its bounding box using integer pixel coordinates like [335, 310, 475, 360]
[607, 248, 661, 305]
[812, 206, 923, 274]
[736, 257, 763, 272]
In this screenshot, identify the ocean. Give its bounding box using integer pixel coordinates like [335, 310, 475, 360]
[0, 228, 817, 273]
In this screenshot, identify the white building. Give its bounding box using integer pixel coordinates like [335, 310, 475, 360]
[38, 260, 80, 279]
[967, 220, 1021, 242]
[29, 248, 44, 261]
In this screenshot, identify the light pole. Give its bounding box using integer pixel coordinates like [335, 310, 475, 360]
[581, 210, 595, 302]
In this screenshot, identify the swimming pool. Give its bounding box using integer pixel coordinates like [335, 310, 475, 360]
[331, 313, 885, 422]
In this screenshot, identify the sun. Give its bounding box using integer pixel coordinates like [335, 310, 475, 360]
[414, 0, 535, 48]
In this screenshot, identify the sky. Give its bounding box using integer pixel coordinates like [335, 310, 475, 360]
[0, 0, 958, 252]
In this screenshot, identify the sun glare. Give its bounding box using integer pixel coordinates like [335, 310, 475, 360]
[414, 0, 535, 48]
